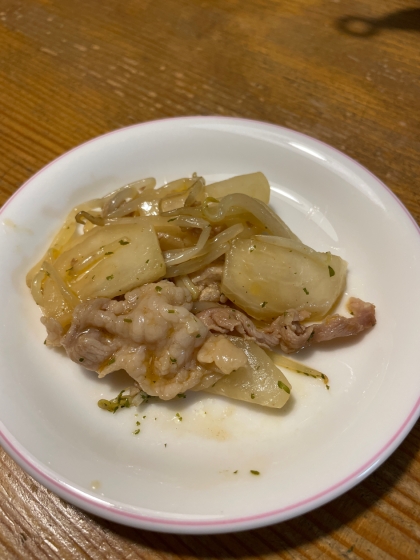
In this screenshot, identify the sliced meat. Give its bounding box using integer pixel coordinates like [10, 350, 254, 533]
[196, 297, 376, 353]
[311, 297, 376, 343]
[190, 265, 227, 303]
[196, 306, 311, 353]
[190, 265, 223, 286]
[198, 283, 223, 302]
[58, 280, 245, 400]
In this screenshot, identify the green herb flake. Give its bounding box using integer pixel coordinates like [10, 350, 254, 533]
[79, 357, 84, 362]
[249, 245, 256, 252]
[326, 385, 330, 390]
[175, 413, 182, 421]
[136, 421, 140, 426]
[233, 470, 238, 474]
[177, 393, 186, 398]
[106, 274, 114, 281]
[303, 287, 309, 295]
[167, 218, 177, 222]
[250, 470, 260, 475]
[170, 357, 177, 364]
[43, 339, 47, 345]
[66, 267, 73, 272]
[104, 251, 113, 256]
[196, 333, 201, 338]
[164, 443, 167, 447]
[107, 357, 116, 366]
[155, 285, 162, 292]
[97, 389, 131, 414]
[133, 429, 140, 435]
[145, 259, 149, 264]
[278, 380, 291, 394]
[123, 318, 132, 323]
[167, 309, 175, 313]
[260, 301, 268, 308]
[251, 393, 256, 399]
[328, 265, 335, 277]
[119, 239, 129, 245]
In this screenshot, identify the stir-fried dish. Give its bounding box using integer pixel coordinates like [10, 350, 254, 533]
[26, 172, 376, 410]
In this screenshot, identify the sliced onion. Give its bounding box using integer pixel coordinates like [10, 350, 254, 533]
[184, 177, 206, 207]
[102, 185, 139, 217]
[164, 226, 211, 266]
[160, 206, 204, 219]
[164, 215, 210, 229]
[30, 269, 47, 306]
[166, 242, 230, 277]
[174, 276, 201, 300]
[203, 193, 300, 240]
[101, 178, 156, 204]
[255, 235, 332, 266]
[266, 350, 329, 385]
[42, 261, 80, 306]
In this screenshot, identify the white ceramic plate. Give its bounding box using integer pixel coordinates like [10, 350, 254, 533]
[0, 117, 419, 534]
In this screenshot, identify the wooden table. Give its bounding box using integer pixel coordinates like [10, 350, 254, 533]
[0, 1, 419, 558]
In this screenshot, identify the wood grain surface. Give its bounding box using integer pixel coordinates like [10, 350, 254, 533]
[0, 0, 419, 558]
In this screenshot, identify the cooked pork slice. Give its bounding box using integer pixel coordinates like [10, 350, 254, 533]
[198, 283, 223, 302]
[190, 265, 223, 286]
[60, 280, 245, 400]
[196, 297, 376, 353]
[196, 306, 311, 353]
[190, 265, 227, 303]
[311, 297, 376, 343]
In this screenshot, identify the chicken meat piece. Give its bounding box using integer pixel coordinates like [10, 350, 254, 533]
[53, 280, 246, 400]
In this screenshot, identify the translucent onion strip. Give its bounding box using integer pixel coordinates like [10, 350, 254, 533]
[203, 193, 300, 240]
[42, 262, 80, 306]
[166, 243, 230, 278]
[101, 177, 156, 203]
[30, 269, 47, 305]
[255, 235, 333, 267]
[160, 206, 204, 219]
[156, 177, 197, 197]
[266, 350, 329, 385]
[174, 276, 201, 300]
[102, 178, 156, 216]
[166, 222, 244, 274]
[105, 189, 159, 218]
[163, 226, 211, 266]
[68, 237, 131, 278]
[76, 215, 210, 231]
[203, 223, 244, 250]
[184, 177, 206, 207]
